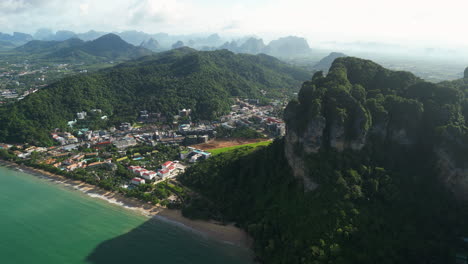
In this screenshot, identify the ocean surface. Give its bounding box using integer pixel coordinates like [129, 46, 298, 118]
[0, 166, 253, 264]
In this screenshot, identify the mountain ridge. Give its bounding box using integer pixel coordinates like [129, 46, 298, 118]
[13, 33, 153, 62]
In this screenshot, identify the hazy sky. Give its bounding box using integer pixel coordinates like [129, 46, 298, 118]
[0, 0, 467, 46]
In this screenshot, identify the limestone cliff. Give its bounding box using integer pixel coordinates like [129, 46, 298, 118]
[437, 149, 468, 199]
[284, 57, 468, 194]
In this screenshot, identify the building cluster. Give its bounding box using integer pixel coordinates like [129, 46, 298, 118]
[41, 151, 116, 172]
[128, 166, 158, 181]
[0, 144, 12, 150]
[128, 161, 179, 185]
[47, 101, 286, 153]
[51, 132, 79, 145]
[137, 111, 167, 123]
[11, 145, 47, 159]
[180, 147, 211, 163]
[219, 98, 286, 137]
[0, 62, 89, 104]
[0, 98, 290, 204]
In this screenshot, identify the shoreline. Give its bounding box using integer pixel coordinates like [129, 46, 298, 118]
[0, 159, 253, 250]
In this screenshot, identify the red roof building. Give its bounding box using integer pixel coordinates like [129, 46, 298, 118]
[162, 161, 174, 169]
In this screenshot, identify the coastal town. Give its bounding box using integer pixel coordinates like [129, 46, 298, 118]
[0, 60, 104, 105]
[0, 98, 285, 207]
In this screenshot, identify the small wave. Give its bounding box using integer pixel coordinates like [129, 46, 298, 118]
[152, 215, 206, 237]
[82, 192, 152, 217]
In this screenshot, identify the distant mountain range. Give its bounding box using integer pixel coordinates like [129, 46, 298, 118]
[0, 40, 16, 52]
[0, 29, 314, 58]
[215, 36, 312, 58]
[12, 33, 153, 62]
[0, 32, 33, 46]
[312, 52, 347, 72]
[140, 38, 162, 52]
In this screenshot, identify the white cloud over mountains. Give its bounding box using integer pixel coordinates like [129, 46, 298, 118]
[0, 0, 467, 46]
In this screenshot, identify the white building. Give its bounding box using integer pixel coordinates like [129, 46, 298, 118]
[77, 111, 87, 120]
[157, 169, 170, 178]
[114, 137, 137, 149]
[142, 171, 157, 180]
[131, 178, 145, 185]
[161, 161, 174, 169]
[190, 154, 202, 163]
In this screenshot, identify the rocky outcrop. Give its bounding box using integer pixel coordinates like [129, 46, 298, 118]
[140, 38, 162, 52]
[172, 41, 185, 49]
[220, 41, 238, 52]
[313, 52, 347, 72]
[284, 105, 327, 190]
[264, 36, 311, 58]
[284, 57, 467, 196]
[348, 109, 369, 150]
[329, 119, 346, 151]
[436, 149, 468, 199]
[238, 38, 265, 54]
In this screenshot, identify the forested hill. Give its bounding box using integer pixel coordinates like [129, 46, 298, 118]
[0, 48, 310, 145]
[180, 57, 468, 263]
[12, 33, 153, 62]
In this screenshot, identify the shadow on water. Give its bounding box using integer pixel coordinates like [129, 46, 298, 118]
[85, 218, 253, 264]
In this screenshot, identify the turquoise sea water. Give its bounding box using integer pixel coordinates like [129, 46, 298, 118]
[0, 166, 253, 264]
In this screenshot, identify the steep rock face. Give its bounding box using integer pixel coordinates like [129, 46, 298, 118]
[53, 30, 77, 41]
[140, 38, 162, 51]
[313, 52, 347, 72]
[284, 125, 321, 191]
[264, 36, 311, 57]
[285, 115, 326, 155]
[172, 41, 185, 49]
[238, 38, 265, 54]
[437, 149, 468, 199]
[434, 125, 468, 198]
[329, 119, 346, 151]
[284, 57, 468, 193]
[389, 128, 412, 145]
[0, 32, 33, 45]
[348, 106, 370, 150]
[219, 41, 238, 52]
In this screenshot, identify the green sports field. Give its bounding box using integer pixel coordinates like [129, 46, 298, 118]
[208, 140, 272, 155]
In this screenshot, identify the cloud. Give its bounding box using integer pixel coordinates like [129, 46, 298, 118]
[0, 0, 51, 14]
[128, 0, 188, 26]
[221, 21, 240, 31]
[0, 0, 467, 47]
[79, 3, 89, 15]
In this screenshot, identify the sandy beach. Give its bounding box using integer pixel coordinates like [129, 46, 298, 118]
[0, 160, 252, 249]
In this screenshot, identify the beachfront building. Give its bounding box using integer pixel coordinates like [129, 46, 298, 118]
[131, 178, 145, 185]
[157, 169, 171, 178]
[129, 166, 144, 174]
[157, 164, 176, 179]
[129, 166, 158, 181]
[142, 171, 157, 180]
[162, 161, 174, 169]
